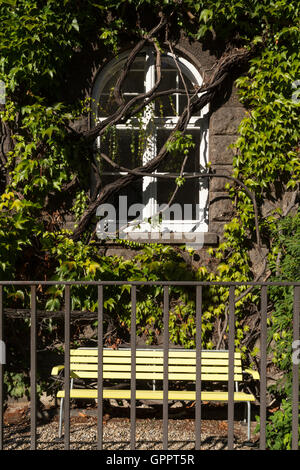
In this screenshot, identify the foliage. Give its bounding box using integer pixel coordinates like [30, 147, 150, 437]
[263, 399, 300, 450]
[262, 211, 300, 449]
[217, 14, 299, 448]
[39, 235, 255, 350]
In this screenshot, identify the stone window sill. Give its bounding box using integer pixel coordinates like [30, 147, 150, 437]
[97, 232, 218, 246]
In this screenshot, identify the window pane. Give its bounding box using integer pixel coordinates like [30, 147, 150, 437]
[154, 69, 177, 117]
[155, 95, 177, 117]
[156, 129, 201, 173]
[156, 128, 202, 220]
[98, 128, 144, 171]
[98, 57, 145, 117]
[157, 179, 199, 220]
[123, 71, 145, 93]
[178, 75, 201, 116]
[98, 92, 143, 117]
[98, 94, 118, 116]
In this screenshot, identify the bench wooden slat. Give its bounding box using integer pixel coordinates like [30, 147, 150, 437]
[69, 357, 242, 366]
[70, 371, 244, 381]
[69, 364, 243, 374]
[70, 349, 241, 359]
[57, 389, 255, 402]
[69, 357, 241, 366]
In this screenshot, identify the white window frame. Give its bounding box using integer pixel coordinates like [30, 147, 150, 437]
[92, 48, 210, 236]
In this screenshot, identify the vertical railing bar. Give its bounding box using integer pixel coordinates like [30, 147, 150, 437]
[292, 285, 300, 450]
[64, 285, 71, 450]
[97, 285, 104, 450]
[228, 286, 235, 450]
[0, 285, 3, 451]
[30, 285, 37, 450]
[163, 285, 169, 450]
[260, 285, 267, 450]
[130, 285, 137, 450]
[195, 286, 202, 450]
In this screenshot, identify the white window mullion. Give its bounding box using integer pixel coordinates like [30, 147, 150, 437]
[142, 49, 157, 221]
[198, 118, 209, 228]
[176, 71, 179, 115]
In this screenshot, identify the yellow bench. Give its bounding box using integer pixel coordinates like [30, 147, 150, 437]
[51, 348, 259, 440]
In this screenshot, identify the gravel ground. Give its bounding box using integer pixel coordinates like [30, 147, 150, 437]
[3, 413, 259, 450]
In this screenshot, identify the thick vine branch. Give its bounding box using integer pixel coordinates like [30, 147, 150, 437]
[3, 308, 108, 322]
[83, 18, 166, 142]
[113, 14, 166, 106]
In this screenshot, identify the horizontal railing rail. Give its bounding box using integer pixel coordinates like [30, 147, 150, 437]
[0, 281, 299, 451]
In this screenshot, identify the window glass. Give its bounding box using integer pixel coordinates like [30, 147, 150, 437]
[157, 179, 198, 220]
[100, 127, 143, 171]
[156, 129, 200, 174]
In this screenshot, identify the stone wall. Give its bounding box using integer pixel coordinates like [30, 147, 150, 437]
[209, 89, 246, 238]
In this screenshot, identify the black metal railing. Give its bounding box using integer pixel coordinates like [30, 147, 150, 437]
[0, 280, 299, 451]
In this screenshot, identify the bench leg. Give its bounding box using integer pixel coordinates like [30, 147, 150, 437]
[246, 401, 251, 441]
[58, 379, 73, 439]
[58, 397, 64, 439]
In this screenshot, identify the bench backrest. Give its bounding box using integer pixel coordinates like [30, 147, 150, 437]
[69, 349, 244, 382]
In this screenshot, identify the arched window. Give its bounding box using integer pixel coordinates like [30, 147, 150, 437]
[92, 48, 209, 239]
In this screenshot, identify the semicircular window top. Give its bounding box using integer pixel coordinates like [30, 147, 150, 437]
[92, 48, 210, 243]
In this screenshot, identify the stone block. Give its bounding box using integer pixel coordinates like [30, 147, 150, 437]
[209, 195, 234, 222]
[210, 107, 246, 135]
[209, 135, 238, 164]
[210, 80, 245, 109]
[209, 174, 233, 192]
[209, 221, 227, 237]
